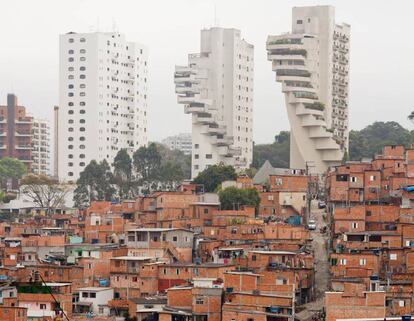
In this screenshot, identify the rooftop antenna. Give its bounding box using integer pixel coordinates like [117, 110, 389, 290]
[214, 4, 219, 27]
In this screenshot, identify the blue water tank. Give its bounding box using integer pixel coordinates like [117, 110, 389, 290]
[91, 239, 98, 244]
[99, 279, 109, 287]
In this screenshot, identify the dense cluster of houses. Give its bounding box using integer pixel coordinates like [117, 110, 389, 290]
[0, 145, 414, 321]
[0, 170, 314, 321]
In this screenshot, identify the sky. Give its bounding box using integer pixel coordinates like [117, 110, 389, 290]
[0, 0, 414, 144]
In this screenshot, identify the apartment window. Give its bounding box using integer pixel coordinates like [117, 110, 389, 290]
[80, 110, 86, 114]
[390, 253, 397, 260]
[68, 74, 74, 79]
[80, 84, 86, 88]
[68, 84, 74, 89]
[68, 50, 74, 54]
[68, 127, 74, 132]
[80, 102, 86, 106]
[369, 175, 376, 181]
[80, 92, 85, 97]
[194, 154, 199, 159]
[194, 144, 199, 149]
[172, 236, 178, 242]
[359, 258, 366, 266]
[80, 119, 86, 124]
[351, 222, 358, 229]
[176, 269, 180, 275]
[275, 178, 283, 186]
[80, 57, 86, 61]
[350, 176, 357, 183]
[366, 210, 372, 216]
[80, 49, 86, 54]
[399, 300, 405, 307]
[339, 258, 347, 265]
[68, 145, 73, 149]
[68, 110, 74, 114]
[195, 297, 204, 305]
[80, 162, 85, 167]
[206, 154, 212, 159]
[68, 57, 74, 62]
[90, 292, 96, 298]
[68, 172, 73, 176]
[80, 37, 86, 42]
[80, 154, 85, 159]
[268, 195, 274, 201]
[80, 145, 85, 149]
[68, 38, 74, 43]
[68, 102, 74, 106]
[68, 67, 74, 72]
[80, 74, 86, 79]
[194, 165, 199, 170]
[68, 93, 74, 97]
[68, 137, 73, 141]
[252, 255, 256, 261]
[68, 162, 73, 167]
[40, 304, 46, 310]
[80, 66, 86, 71]
[80, 127, 85, 132]
[68, 154, 73, 159]
[80, 137, 85, 141]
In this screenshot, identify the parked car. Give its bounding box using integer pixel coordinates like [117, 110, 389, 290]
[318, 201, 326, 209]
[307, 219, 317, 230]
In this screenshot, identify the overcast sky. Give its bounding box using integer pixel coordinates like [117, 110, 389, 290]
[1, 0, 413, 144]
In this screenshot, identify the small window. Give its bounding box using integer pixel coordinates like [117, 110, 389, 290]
[68, 67, 74, 71]
[350, 176, 357, 183]
[80, 127, 85, 132]
[68, 110, 74, 114]
[68, 84, 74, 89]
[80, 162, 85, 167]
[206, 154, 212, 159]
[195, 297, 204, 305]
[80, 110, 86, 114]
[80, 154, 85, 159]
[89, 292, 96, 298]
[80, 119, 86, 124]
[80, 137, 85, 141]
[80, 66, 86, 71]
[297, 19, 303, 24]
[194, 154, 199, 159]
[80, 145, 85, 149]
[80, 102, 86, 106]
[351, 222, 358, 229]
[80, 57, 86, 61]
[80, 38, 86, 42]
[370, 175, 376, 181]
[68, 50, 74, 54]
[359, 258, 366, 266]
[252, 255, 256, 261]
[194, 144, 199, 149]
[390, 253, 397, 260]
[172, 236, 178, 242]
[80, 49, 86, 54]
[68, 172, 73, 176]
[68, 38, 74, 43]
[339, 258, 347, 265]
[68, 57, 74, 62]
[80, 74, 86, 79]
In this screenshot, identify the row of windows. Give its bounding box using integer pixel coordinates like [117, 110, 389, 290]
[68, 110, 86, 115]
[68, 57, 86, 62]
[68, 127, 85, 132]
[68, 84, 86, 89]
[68, 74, 86, 79]
[68, 102, 86, 107]
[68, 119, 86, 124]
[194, 154, 212, 160]
[68, 38, 86, 43]
[68, 137, 85, 141]
[68, 162, 86, 167]
[68, 66, 86, 72]
[68, 92, 86, 97]
[68, 49, 86, 54]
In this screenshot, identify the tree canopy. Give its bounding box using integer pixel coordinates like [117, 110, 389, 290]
[193, 164, 237, 192]
[0, 157, 26, 183]
[252, 131, 290, 169]
[20, 174, 71, 214]
[218, 187, 260, 211]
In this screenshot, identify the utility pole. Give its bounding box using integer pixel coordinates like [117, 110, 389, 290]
[305, 161, 315, 225]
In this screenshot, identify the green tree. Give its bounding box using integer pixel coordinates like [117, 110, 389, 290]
[157, 143, 191, 180]
[20, 174, 71, 214]
[349, 121, 413, 160]
[133, 143, 162, 185]
[0, 157, 27, 188]
[113, 149, 134, 200]
[74, 159, 115, 208]
[218, 187, 260, 211]
[253, 131, 290, 169]
[193, 164, 237, 192]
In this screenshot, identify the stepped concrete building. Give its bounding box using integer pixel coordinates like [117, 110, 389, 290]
[58, 32, 148, 181]
[161, 133, 192, 155]
[266, 6, 350, 174]
[175, 27, 254, 178]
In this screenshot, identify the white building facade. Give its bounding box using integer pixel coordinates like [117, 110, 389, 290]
[31, 118, 51, 175]
[266, 6, 350, 174]
[175, 27, 254, 179]
[58, 32, 148, 181]
[161, 133, 192, 155]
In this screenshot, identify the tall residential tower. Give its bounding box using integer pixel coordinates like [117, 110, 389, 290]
[175, 27, 254, 178]
[266, 6, 350, 174]
[58, 32, 148, 181]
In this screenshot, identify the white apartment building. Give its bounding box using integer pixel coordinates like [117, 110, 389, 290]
[31, 118, 51, 175]
[58, 31, 148, 181]
[266, 6, 350, 174]
[161, 133, 192, 155]
[175, 27, 254, 179]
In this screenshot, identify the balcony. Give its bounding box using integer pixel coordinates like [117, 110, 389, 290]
[16, 145, 32, 150]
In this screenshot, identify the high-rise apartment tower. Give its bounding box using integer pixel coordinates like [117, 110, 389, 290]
[175, 27, 254, 178]
[58, 32, 148, 181]
[266, 6, 350, 174]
